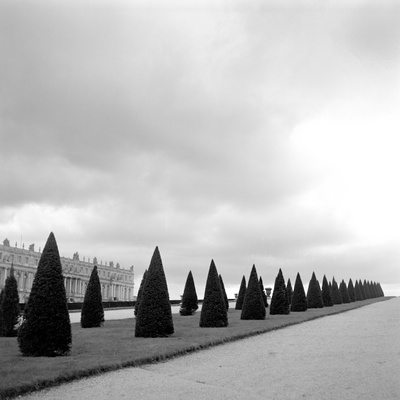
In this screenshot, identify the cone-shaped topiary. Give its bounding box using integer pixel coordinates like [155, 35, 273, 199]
[331, 277, 342, 304]
[180, 270, 198, 316]
[81, 265, 104, 328]
[354, 280, 363, 301]
[363, 280, 371, 299]
[1, 265, 20, 337]
[18, 232, 71, 356]
[0, 289, 4, 336]
[307, 272, 324, 308]
[259, 276, 268, 308]
[291, 272, 307, 312]
[200, 260, 228, 327]
[370, 282, 378, 298]
[135, 247, 174, 337]
[339, 280, 350, 303]
[377, 282, 384, 297]
[270, 268, 290, 315]
[134, 269, 147, 317]
[321, 275, 333, 307]
[235, 275, 246, 310]
[347, 279, 356, 302]
[241, 265, 266, 320]
[359, 279, 366, 300]
[219, 274, 229, 310]
[286, 278, 293, 308]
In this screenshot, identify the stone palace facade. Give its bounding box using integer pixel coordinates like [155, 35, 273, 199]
[0, 238, 135, 303]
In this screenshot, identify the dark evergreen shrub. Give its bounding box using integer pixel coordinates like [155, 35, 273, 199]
[219, 274, 229, 310]
[370, 282, 378, 298]
[259, 276, 268, 308]
[291, 272, 307, 312]
[339, 280, 350, 303]
[0, 289, 4, 336]
[270, 268, 290, 315]
[235, 275, 246, 310]
[307, 272, 324, 308]
[363, 280, 371, 299]
[286, 278, 293, 308]
[134, 269, 147, 317]
[321, 275, 333, 307]
[180, 270, 198, 316]
[200, 260, 228, 327]
[354, 280, 363, 301]
[241, 265, 266, 320]
[377, 282, 384, 297]
[358, 279, 366, 299]
[18, 232, 71, 356]
[331, 277, 342, 304]
[135, 247, 174, 337]
[81, 265, 104, 328]
[1, 265, 20, 337]
[347, 279, 356, 302]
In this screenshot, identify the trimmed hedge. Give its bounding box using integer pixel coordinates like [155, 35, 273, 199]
[241, 265, 265, 320]
[135, 247, 174, 337]
[0, 265, 20, 337]
[307, 272, 324, 309]
[321, 275, 333, 307]
[81, 265, 104, 328]
[200, 260, 228, 327]
[270, 268, 290, 315]
[180, 270, 198, 316]
[235, 275, 246, 310]
[291, 272, 307, 312]
[18, 232, 72, 356]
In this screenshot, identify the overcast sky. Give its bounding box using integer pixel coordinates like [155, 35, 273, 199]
[1, 0, 400, 299]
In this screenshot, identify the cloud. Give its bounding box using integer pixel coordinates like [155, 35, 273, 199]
[1, 1, 400, 298]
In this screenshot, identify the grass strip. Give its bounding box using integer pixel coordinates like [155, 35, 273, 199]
[1, 297, 391, 399]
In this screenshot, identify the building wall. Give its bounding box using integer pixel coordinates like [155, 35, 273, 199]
[0, 239, 135, 303]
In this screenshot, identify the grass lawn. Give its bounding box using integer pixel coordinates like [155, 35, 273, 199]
[1, 297, 390, 399]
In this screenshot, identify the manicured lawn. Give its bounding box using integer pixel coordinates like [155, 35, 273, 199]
[1, 297, 389, 399]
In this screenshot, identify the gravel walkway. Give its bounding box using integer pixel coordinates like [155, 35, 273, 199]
[20, 298, 400, 400]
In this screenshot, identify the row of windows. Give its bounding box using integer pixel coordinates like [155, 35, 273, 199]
[0, 252, 38, 266]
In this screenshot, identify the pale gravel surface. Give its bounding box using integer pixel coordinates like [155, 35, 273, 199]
[20, 298, 400, 400]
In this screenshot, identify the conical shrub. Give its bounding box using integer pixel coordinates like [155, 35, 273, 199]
[134, 269, 147, 317]
[81, 265, 104, 328]
[286, 278, 293, 308]
[270, 268, 290, 315]
[321, 275, 333, 307]
[1, 265, 20, 337]
[18, 232, 71, 356]
[200, 260, 228, 327]
[180, 270, 198, 316]
[331, 277, 342, 304]
[235, 275, 246, 310]
[359, 279, 366, 300]
[307, 272, 324, 308]
[363, 280, 371, 299]
[135, 247, 174, 337]
[347, 279, 356, 302]
[354, 280, 363, 301]
[339, 280, 350, 303]
[259, 276, 268, 308]
[219, 274, 229, 310]
[291, 272, 307, 312]
[241, 265, 266, 320]
[0, 289, 4, 336]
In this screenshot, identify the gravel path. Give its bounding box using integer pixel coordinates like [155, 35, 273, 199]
[20, 298, 400, 400]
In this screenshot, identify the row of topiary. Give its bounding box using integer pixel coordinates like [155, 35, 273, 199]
[0, 232, 385, 355]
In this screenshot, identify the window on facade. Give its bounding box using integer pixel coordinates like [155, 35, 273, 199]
[25, 257, 29, 264]
[18, 256, 21, 263]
